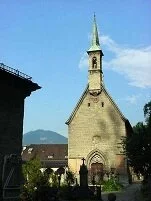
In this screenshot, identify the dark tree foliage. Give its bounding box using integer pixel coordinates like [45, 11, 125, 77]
[65, 169, 75, 186]
[21, 157, 55, 201]
[124, 101, 151, 177]
[144, 101, 151, 131]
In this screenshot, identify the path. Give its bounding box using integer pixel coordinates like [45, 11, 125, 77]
[101, 183, 142, 201]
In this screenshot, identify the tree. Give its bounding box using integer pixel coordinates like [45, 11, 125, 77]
[144, 101, 151, 133]
[65, 169, 75, 186]
[124, 101, 151, 177]
[21, 157, 50, 200]
[125, 122, 147, 175]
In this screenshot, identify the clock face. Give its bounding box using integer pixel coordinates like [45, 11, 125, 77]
[93, 97, 99, 103]
[89, 96, 99, 103]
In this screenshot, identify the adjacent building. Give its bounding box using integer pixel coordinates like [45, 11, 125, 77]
[0, 63, 41, 200]
[22, 144, 68, 172]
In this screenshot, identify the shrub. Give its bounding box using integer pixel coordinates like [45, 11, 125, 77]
[65, 169, 75, 186]
[102, 177, 123, 192]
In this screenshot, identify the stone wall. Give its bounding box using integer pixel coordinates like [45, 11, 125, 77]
[0, 85, 25, 200]
[0, 87, 24, 155]
[68, 88, 127, 176]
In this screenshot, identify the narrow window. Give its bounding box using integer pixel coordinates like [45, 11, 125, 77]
[101, 102, 104, 107]
[88, 103, 90, 107]
[92, 57, 97, 69]
[48, 155, 53, 159]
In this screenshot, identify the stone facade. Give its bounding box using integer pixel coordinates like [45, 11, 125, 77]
[67, 87, 127, 174]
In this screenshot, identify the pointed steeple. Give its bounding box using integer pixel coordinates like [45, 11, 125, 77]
[88, 14, 101, 52]
[87, 15, 104, 91]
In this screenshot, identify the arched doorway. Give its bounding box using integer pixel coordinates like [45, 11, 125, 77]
[90, 162, 103, 184]
[86, 149, 108, 184]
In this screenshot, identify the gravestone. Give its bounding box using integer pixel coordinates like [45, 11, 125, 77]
[79, 158, 88, 187]
[71, 158, 94, 200]
[79, 158, 102, 200]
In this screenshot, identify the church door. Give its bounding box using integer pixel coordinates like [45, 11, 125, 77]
[90, 162, 103, 184]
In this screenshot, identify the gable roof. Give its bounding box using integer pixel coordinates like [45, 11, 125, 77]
[22, 144, 68, 161]
[65, 85, 89, 125]
[65, 84, 127, 125]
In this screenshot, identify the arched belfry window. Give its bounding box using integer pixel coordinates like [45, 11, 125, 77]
[92, 57, 97, 69]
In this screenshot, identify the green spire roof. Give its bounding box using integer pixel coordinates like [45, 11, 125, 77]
[88, 14, 101, 52]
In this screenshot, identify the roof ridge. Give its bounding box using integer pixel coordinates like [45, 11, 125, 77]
[66, 84, 127, 125]
[65, 85, 89, 125]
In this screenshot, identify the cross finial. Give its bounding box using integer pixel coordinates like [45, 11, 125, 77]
[82, 158, 85, 165]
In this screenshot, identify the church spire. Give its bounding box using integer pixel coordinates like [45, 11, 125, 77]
[87, 15, 104, 92]
[88, 14, 101, 52]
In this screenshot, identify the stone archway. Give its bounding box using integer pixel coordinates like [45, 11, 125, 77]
[86, 149, 108, 184]
[91, 162, 104, 183]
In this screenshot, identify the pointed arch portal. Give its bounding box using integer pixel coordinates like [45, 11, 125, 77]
[86, 149, 108, 184]
[90, 162, 104, 183]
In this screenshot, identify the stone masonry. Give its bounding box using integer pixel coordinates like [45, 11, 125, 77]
[67, 86, 127, 174]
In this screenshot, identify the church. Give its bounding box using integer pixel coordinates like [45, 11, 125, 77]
[66, 16, 132, 183]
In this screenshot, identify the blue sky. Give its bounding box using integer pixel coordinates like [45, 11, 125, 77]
[0, 0, 151, 137]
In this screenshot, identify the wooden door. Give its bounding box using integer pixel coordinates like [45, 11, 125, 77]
[90, 162, 103, 183]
